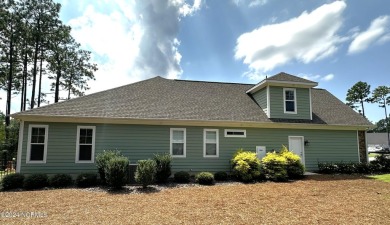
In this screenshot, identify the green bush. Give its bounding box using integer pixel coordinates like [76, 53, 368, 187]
[153, 153, 172, 183]
[318, 162, 338, 174]
[214, 171, 228, 181]
[104, 156, 129, 189]
[318, 161, 379, 174]
[281, 148, 305, 179]
[1, 173, 24, 191]
[196, 172, 214, 185]
[49, 174, 73, 188]
[135, 159, 156, 188]
[75, 173, 98, 188]
[96, 150, 123, 184]
[372, 155, 390, 172]
[231, 149, 261, 182]
[24, 174, 49, 190]
[174, 171, 190, 183]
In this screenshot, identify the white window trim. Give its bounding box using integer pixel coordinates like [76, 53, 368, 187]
[170, 128, 186, 158]
[224, 129, 246, 138]
[26, 124, 49, 164]
[203, 129, 219, 158]
[75, 126, 96, 163]
[283, 88, 297, 114]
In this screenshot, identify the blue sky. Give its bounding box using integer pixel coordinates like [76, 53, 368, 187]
[52, 0, 390, 123]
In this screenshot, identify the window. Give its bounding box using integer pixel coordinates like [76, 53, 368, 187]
[204, 129, 219, 157]
[284, 88, 297, 113]
[27, 125, 48, 163]
[76, 126, 96, 163]
[224, 129, 246, 138]
[170, 128, 186, 157]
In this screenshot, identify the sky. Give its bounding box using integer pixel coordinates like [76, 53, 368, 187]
[3, 0, 390, 123]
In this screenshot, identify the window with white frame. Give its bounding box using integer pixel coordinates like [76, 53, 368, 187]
[224, 129, 246, 138]
[170, 128, 186, 157]
[204, 129, 219, 157]
[284, 88, 296, 113]
[27, 125, 48, 163]
[76, 126, 96, 163]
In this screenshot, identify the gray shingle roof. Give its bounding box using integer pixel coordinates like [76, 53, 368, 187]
[267, 72, 318, 84]
[12, 76, 372, 126]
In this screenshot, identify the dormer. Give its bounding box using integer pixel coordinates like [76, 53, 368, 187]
[247, 72, 318, 120]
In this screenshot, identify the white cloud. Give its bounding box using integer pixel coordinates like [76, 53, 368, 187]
[348, 15, 390, 54]
[235, 1, 347, 73]
[321, 73, 334, 81]
[233, 0, 268, 7]
[242, 70, 266, 81]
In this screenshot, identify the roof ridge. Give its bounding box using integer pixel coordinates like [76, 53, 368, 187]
[174, 78, 253, 86]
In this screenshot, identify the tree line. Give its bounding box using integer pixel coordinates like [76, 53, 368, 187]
[0, 0, 98, 130]
[346, 81, 390, 134]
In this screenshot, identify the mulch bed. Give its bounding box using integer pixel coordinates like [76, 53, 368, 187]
[1, 175, 390, 224]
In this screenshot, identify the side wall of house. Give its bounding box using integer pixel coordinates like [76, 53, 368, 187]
[19, 122, 359, 175]
[252, 87, 267, 113]
[269, 86, 311, 119]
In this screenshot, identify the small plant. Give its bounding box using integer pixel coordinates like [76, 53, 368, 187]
[135, 159, 157, 188]
[105, 156, 129, 189]
[75, 173, 98, 188]
[196, 172, 214, 185]
[280, 147, 305, 179]
[231, 149, 261, 182]
[214, 171, 228, 181]
[153, 153, 172, 183]
[1, 173, 25, 191]
[174, 171, 191, 183]
[96, 150, 123, 184]
[262, 151, 288, 182]
[24, 174, 49, 190]
[49, 174, 73, 188]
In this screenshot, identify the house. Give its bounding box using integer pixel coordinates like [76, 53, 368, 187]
[12, 72, 373, 175]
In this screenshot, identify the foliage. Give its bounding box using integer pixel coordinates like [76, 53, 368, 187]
[214, 171, 228, 181]
[153, 153, 172, 183]
[346, 81, 371, 117]
[95, 150, 123, 184]
[369, 117, 390, 133]
[231, 149, 261, 182]
[174, 171, 191, 183]
[49, 174, 73, 188]
[371, 155, 390, 173]
[104, 156, 129, 189]
[135, 159, 156, 188]
[1, 173, 24, 191]
[196, 172, 215, 185]
[280, 146, 305, 179]
[318, 156, 390, 174]
[75, 173, 98, 188]
[23, 173, 49, 190]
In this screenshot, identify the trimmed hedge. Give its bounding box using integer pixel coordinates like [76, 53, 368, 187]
[135, 159, 156, 188]
[196, 172, 214, 185]
[174, 171, 190, 183]
[24, 174, 49, 190]
[75, 173, 98, 188]
[231, 149, 261, 182]
[96, 150, 124, 184]
[1, 173, 25, 191]
[105, 156, 129, 189]
[153, 153, 172, 183]
[49, 174, 73, 188]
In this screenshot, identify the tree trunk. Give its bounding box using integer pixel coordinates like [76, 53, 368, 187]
[21, 47, 28, 111]
[54, 59, 61, 103]
[67, 75, 73, 99]
[30, 20, 40, 109]
[6, 25, 14, 128]
[360, 99, 365, 117]
[38, 50, 44, 107]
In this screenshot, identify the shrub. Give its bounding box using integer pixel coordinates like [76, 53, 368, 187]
[96, 150, 123, 184]
[280, 147, 305, 179]
[214, 171, 228, 181]
[372, 155, 390, 172]
[318, 162, 338, 174]
[262, 151, 288, 182]
[104, 156, 129, 189]
[1, 173, 24, 191]
[135, 159, 156, 188]
[318, 161, 378, 174]
[24, 174, 49, 190]
[153, 153, 172, 183]
[75, 173, 98, 188]
[174, 171, 191, 183]
[49, 174, 73, 188]
[196, 172, 214, 185]
[231, 149, 261, 182]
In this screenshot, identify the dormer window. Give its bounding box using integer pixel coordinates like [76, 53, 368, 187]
[284, 88, 296, 114]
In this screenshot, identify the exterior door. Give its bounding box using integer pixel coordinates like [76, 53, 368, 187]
[288, 136, 305, 165]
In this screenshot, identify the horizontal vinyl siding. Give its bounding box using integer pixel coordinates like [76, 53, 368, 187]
[269, 86, 311, 119]
[252, 88, 267, 112]
[20, 122, 359, 174]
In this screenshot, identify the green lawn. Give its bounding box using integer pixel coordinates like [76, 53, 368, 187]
[368, 153, 381, 158]
[369, 174, 390, 183]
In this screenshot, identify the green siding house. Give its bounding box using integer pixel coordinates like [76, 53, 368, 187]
[12, 72, 372, 175]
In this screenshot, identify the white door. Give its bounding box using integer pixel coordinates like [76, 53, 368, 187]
[288, 136, 305, 165]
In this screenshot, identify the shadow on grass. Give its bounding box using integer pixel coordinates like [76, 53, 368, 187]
[106, 186, 161, 195]
[303, 174, 372, 182]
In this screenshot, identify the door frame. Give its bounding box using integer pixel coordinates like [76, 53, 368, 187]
[288, 136, 305, 166]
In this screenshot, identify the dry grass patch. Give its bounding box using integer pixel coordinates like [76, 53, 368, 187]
[1, 175, 390, 224]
